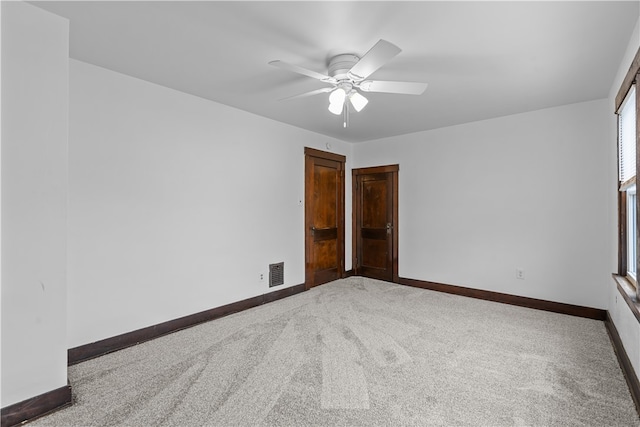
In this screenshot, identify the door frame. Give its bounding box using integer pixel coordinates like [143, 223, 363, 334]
[304, 147, 346, 290]
[352, 164, 399, 283]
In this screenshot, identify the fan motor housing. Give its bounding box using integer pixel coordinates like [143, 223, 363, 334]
[328, 54, 360, 80]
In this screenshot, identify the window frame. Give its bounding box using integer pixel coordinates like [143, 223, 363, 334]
[616, 47, 640, 295]
[618, 85, 637, 286]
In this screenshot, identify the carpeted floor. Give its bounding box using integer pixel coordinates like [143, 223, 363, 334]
[31, 277, 639, 426]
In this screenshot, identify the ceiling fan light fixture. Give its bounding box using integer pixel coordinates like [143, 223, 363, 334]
[349, 91, 368, 112]
[328, 87, 346, 115]
[329, 87, 346, 105]
[328, 101, 344, 115]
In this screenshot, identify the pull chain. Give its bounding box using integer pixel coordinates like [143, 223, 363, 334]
[343, 101, 349, 128]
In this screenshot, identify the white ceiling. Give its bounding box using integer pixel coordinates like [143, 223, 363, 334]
[33, 1, 639, 143]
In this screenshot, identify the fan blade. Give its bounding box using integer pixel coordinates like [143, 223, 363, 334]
[348, 39, 402, 81]
[359, 80, 428, 95]
[269, 60, 336, 84]
[279, 87, 333, 101]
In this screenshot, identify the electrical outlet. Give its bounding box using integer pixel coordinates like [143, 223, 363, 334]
[259, 272, 265, 283]
[516, 269, 525, 280]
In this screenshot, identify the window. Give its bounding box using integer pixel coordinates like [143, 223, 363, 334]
[618, 84, 637, 286]
[619, 86, 636, 186]
[614, 48, 640, 316]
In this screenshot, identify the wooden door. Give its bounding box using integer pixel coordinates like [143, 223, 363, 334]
[353, 165, 398, 282]
[305, 148, 345, 289]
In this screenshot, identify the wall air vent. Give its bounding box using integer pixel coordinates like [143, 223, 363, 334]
[269, 262, 284, 287]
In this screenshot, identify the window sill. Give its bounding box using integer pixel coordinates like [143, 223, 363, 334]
[613, 274, 640, 323]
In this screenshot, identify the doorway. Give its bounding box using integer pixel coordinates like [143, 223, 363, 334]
[304, 147, 345, 289]
[352, 165, 399, 282]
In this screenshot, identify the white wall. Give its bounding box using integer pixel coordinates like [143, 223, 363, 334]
[68, 60, 351, 348]
[354, 99, 611, 310]
[1, 2, 69, 407]
[608, 16, 640, 378]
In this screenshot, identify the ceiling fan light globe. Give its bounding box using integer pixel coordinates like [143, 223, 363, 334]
[329, 87, 346, 105]
[349, 92, 369, 112]
[328, 101, 344, 115]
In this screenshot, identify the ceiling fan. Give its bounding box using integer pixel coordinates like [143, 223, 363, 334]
[269, 39, 428, 127]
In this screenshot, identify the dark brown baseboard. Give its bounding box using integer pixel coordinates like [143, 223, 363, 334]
[344, 269, 355, 278]
[1, 381, 71, 427]
[262, 283, 306, 304]
[398, 277, 607, 320]
[68, 284, 306, 365]
[605, 311, 640, 414]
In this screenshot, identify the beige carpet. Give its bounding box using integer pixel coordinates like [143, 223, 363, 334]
[31, 277, 639, 426]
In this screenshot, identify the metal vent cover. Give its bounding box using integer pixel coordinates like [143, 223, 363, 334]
[269, 262, 284, 287]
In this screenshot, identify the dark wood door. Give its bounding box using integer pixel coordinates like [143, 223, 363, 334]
[353, 165, 398, 282]
[305, 148, 345, 289]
